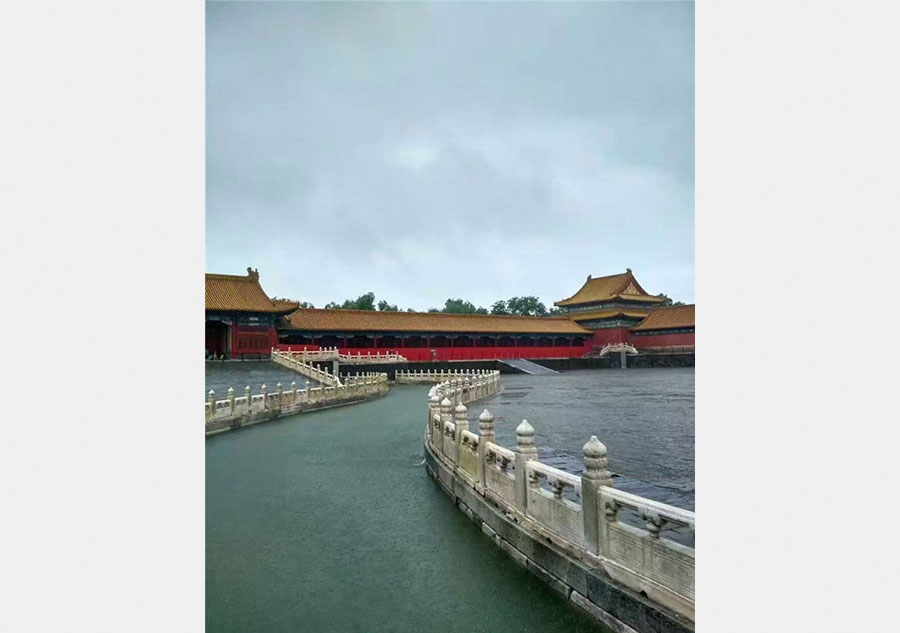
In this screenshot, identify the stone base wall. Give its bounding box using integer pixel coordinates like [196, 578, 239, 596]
[535, 355, 694, 371]
[303, 357, 694, 377]
[424, 443, 693, 633]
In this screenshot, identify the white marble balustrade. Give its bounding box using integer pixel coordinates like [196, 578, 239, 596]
[422, 372, 695, 621]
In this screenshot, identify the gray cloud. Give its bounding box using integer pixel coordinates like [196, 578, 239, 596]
[207, 1, 694, 309]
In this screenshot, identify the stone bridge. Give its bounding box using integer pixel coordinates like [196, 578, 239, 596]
[275, 346, 408, 364]
[271, 348, 344, 386]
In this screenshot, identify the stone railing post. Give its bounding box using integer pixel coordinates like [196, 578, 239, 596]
[514, 420, 538, 513]
[290, 381, 297, 404]
[581, 436, 613, 555]
[207, 390, 215, 418]
[440, 397, 453, 429]
[276, 383, 283, 409]
[454, 403, 468, 458]
[244, 385, 251, 412]
[261, 384, 267, 409]
[477, 409, 495, 487]
[428, 394, 440, 429]
[227, 387, 235, 415]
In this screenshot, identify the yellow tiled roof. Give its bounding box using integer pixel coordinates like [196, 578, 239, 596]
[282, 308, 592, 335]
[631, 304, 695, 331]
[205, 268, 300, 314]
[555, 270, 664, 307]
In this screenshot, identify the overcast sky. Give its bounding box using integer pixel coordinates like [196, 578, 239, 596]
[206, 1, 694, 310]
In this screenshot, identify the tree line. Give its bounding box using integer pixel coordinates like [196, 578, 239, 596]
[273, 292, 684, 315]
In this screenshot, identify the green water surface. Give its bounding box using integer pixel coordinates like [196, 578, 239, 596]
[206, 384, 608, 632]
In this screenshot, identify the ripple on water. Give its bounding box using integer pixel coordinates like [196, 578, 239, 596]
[482, 367, 694, 511]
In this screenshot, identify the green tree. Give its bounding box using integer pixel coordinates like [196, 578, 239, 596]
[490, 300, 510, 315]
[656, 293, 685, 307]
[325, 292, 378, 310]
[503, 296, 548, 316]
[273, 297, 314, 309]
[377, 299, 399, 312]
[440, 298, 487, 314]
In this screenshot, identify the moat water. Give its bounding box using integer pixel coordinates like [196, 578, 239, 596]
[206, 367, 694, 632]
[479, 368, 694, 511]
[205, 361, 322, 398]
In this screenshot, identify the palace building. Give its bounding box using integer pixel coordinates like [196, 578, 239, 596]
[205, 268, 299, 358]
[277, 308, 592, 361]
[553, 269, 665, 347]
[629, 304, 695, 352]
[553, 269, 695, 353]
[205, 267, 694, 360]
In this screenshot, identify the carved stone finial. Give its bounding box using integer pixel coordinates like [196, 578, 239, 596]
[227, 387, 234, 395]
[478, 409, 495, 440]
[516, 419, 538, 458]
[583, 435, 606, 458]
[516, 419, 534, 439]
[583, 435, 612, 486]
[455, 403, 467, 415]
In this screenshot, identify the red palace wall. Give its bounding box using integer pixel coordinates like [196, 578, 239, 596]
[232, 325, 279, 356]
[630, 331, 694, 349]
[275, 343, 590, 362]
[591, 328, 695, 351]
[590, 328, 631, 347]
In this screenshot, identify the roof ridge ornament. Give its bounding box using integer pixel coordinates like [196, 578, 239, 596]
[247, 267, 259, 280]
